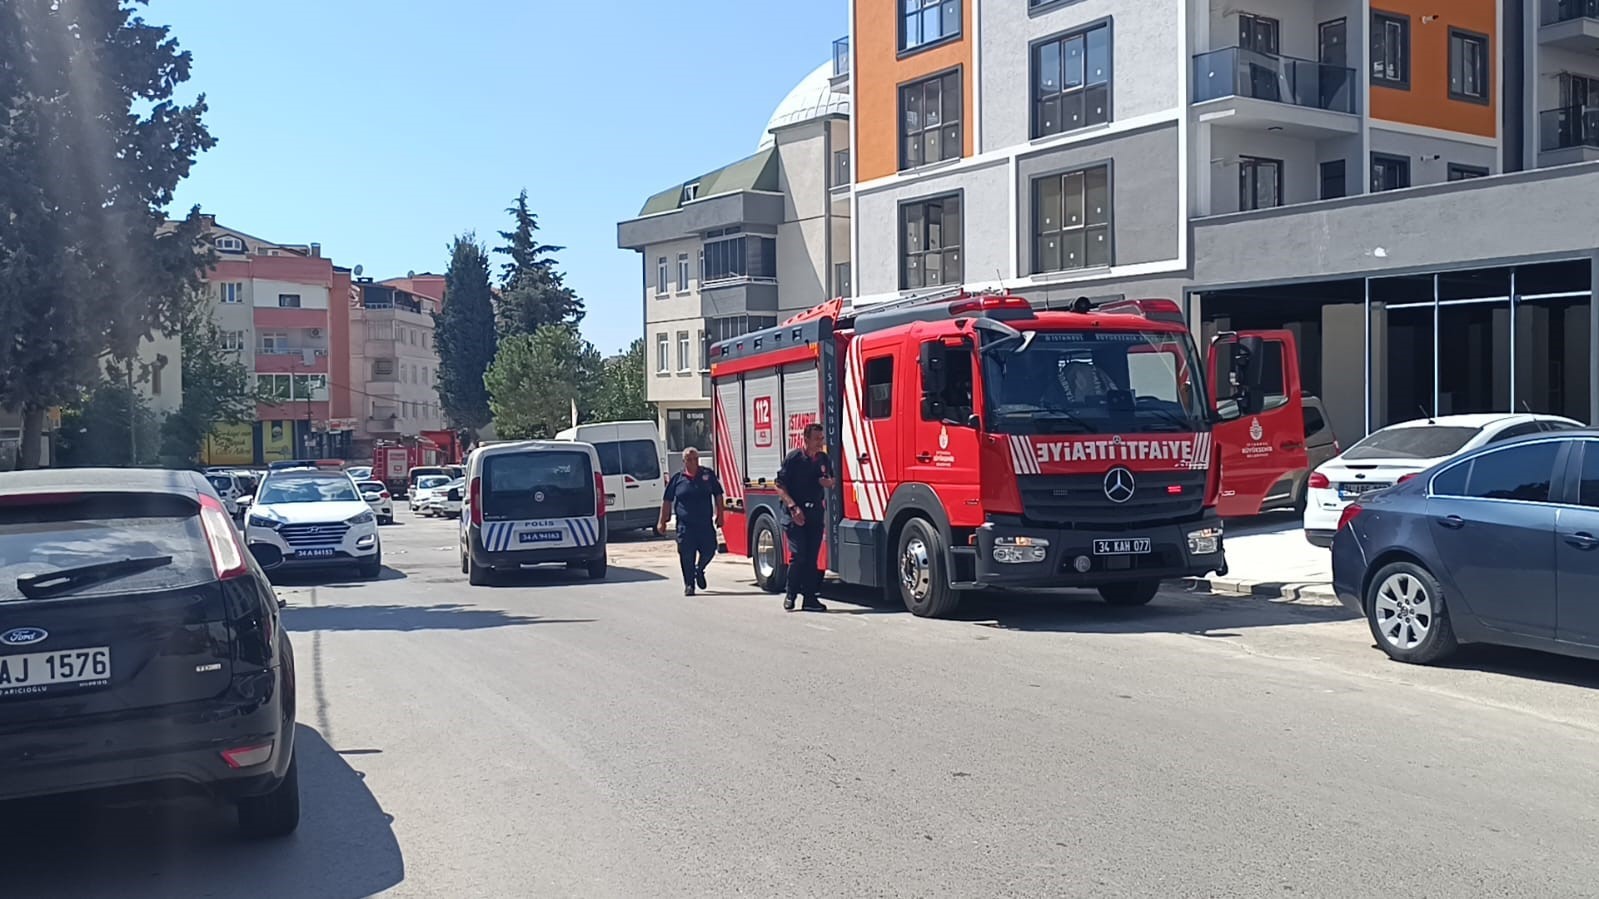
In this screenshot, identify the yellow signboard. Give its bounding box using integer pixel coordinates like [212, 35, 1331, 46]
[261, 420, 295, 462]
[203, 422, 253, 466]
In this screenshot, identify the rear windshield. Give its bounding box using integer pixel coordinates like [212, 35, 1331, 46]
[1343, 426, 1481, 461]
[257, 474, 360, 504]
[206, 475, 234, 493]
[416, 475, 450, 490]
[358, 481, 386, 493]
[594, 440, 661, 481]
[483, 451, 594, 519]
[0, 495, 215, 602]
[410, 468, 446, 481]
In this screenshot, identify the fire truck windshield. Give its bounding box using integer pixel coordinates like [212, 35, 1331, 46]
[981, 329, 1207, 435]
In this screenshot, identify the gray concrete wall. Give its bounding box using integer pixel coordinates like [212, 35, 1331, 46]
[979, 0, 1179, 153]
[774, 119, 832, 312]
[1368, 125, 1499, 184]
[1206, 127, 1321, 214]
[1015, 123, 1182, 270]
[855, 159, 1010, 297]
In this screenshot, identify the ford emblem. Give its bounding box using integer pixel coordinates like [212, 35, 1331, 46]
[0, 627, 48, 647]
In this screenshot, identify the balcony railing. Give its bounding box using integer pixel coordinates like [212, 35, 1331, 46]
[1192, 47, 1357, 115]
[257, 346, 329, 357]
[1541, 105, 1599, 151]
[832, 37, 849, 78]
[1545, 0, 1599, 24]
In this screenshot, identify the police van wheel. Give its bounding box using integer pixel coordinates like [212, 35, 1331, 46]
[752, 515, 786, 594]
[587, 556, 608, 580]
[896, 518, 959, 619]
[467, 554, 493, 587]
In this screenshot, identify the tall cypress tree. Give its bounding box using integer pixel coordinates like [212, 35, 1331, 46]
[434, 235, 497, 439]
[494, 189, 585, 335]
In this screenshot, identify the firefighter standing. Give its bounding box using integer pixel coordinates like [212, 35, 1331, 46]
[659, 448, 724, 596]
[775, 422, 833, 612]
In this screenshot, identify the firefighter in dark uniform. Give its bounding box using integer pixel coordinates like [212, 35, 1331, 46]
[775, 422, 833, 612]
[659, 447, 724, 596]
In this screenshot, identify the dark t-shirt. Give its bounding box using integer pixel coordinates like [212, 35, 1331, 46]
[776, 449, 832, 510]
[666, 467, 723, 532]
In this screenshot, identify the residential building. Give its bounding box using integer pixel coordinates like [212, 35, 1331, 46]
[618, 57, 851, 460]
[842, 0, 1599, 445]
[380, 272, 446, 304]
[197, 218, 355, 465]
[350, 279, 446, 455]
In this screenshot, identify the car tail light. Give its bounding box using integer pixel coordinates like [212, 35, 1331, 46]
[1397, 473, 1419, 484]
[221, 742, 274, 769]
[1337, 503, 1364, 533]
[469, 477, 483, 526]
[197, 493, 249, 580]
[594, 473, 606, 519]
[380, 491, 390, 499]
[1308, 471, 1330, 490]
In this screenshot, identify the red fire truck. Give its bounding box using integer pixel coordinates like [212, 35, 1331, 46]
[710, 290, 1301, 617]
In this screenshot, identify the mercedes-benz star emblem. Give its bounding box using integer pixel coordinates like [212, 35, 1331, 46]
[1103, 467, 1136, 504]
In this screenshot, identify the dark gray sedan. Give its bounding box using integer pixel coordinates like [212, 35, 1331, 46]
[1332, 429, 1599, 665]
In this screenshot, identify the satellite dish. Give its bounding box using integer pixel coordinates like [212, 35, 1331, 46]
[407, 270, 416, 279]
[353, 264, 364, 277]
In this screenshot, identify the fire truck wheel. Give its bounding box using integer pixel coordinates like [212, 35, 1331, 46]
[896, 518, 959, 618]
[1098, 580, 1160, 607]
[751, 514, 787, 594]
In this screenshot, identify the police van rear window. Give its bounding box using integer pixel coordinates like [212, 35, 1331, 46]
[483, 451, 594, 519]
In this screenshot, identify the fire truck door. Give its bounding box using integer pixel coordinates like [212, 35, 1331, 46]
[848, 339, 899, 521]
[1210, 330, 1308, 517]
[906, 339, 981, 522]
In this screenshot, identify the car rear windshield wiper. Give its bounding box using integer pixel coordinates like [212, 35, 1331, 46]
[16, 555, 174, 600]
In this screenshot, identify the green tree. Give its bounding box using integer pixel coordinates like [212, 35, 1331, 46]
[435, 234, 497, 439]
[0, 0, 215, 467]
[494, 189, 584, 335]
[485, 326, 602, 440]
[589, 339, 653, 423]
[160, 292, 262, 467]
[56, 373, 162, 468]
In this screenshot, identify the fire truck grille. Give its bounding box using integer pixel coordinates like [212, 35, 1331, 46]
[1017, 470, 1208, 526]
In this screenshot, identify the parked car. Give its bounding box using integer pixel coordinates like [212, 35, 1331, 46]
[205, 471, 250, 518]
[460, 440, 607, 585]
[0, 468, 299, 837]
[1332, 428, 1599, 665]
[554, 421, 667, 535]
[410, 474, 451, 516]
[433, 478, 465, 519]
[346, 466, 373, 482]
[241, 464, 382, 578]
[357, 479, 395, 525]
[1304, 413, 1583, 547]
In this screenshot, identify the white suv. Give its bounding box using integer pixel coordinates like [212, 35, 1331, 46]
[243, 466, 382, 577]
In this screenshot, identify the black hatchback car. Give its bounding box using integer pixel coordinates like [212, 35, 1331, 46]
[1333, 429, 1599, 666]
[0, 469, 298, 837]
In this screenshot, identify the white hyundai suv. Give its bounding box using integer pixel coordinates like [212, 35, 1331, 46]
[242, 466, 383, 577]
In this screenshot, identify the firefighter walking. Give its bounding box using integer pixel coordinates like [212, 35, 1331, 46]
[660, 448, 724, 596]
[775, 423, 833, 612]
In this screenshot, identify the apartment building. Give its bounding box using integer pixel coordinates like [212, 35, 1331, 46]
[198, 219, 355, 465]
[618, 57, 851, 458]
[844, 0, 1599, 444]
[350, 279, 446, 455]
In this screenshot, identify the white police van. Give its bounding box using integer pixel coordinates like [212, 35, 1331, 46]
[459, 440, 608, 586]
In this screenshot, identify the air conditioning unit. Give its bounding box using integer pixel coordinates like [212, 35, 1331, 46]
[309, 328, 323, 338]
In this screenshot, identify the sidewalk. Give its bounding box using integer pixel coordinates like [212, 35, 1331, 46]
[1187, 512, 1336, 604]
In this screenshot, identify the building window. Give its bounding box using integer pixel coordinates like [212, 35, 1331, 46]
[703, 228, 777, 282]
[1447, 163, 1489, 181]
[1238, 157, 1283, 211]
[864, 356, 894, 419]
[1371, 152, 1411, 192]
[656, 333, 669, 373]
[900, 194, 963, 289]
[696, 329, 707, 372]
[677, 331, 691, 372]
[215, 236, 244, 252]
[666, 409, 711, 452]
[1238, 13, 1280, 54]
[677, 253, 690, 291]
[900, 70, 962, 170]
[219, 330, 245, 351]
[1032, 23, 1111, 139]
[1448, 29, 1489, 104]
[1371, 11, 1410, 88]
[656, 257, 668, 296]
[259, 332, 289, 354]
[373, 359, 395, 378]
[681, 182, 700, 203]
[1319, 160, 1347, 200]
[832, 148, 851, 187]
[697, 249, 705, 282]
[901, 0, 959, 53]
[835, 262, 852, 297]
[1032, 166, 1110, 274]
[277, 293, 301, 308]
[219, 282, 243, 304]
[369, 321, 393, 341]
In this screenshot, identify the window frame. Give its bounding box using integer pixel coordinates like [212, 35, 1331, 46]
[1448, 27, 1490, 105]
[676, 331, 691, 373]
[219, 281, 243, 304]
[898, 192, 965, 290]
[1238, 12, 1281, 55]
[1370, 152, 1411, 192]
[655, 333, 669, 374]
[899, 0, 961, 56]
[1029, 19, 1113, 141]
[655, 257, 668, 296]
[1447, 163, 1490, 181]
[1238, 156, 1285, 211]
[1319, 159, 1347, 200]
[677, 253, 690, 292]
[1370, 11, 1411, 90]
[898, 68, 963, 171]
[1030, 163, 1113, 275]
[1428, 438, 1569, 506]
[864, 356, 895, 420]
[277, 293, 302, 308]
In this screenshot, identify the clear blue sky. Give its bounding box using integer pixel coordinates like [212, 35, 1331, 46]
[158, 0, 846, 354]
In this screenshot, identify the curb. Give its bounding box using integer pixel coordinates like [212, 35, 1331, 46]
[1181, 576, 1340, 605]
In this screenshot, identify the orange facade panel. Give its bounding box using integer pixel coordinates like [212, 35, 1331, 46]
[1369, 1, 1496, 138]
[854, 0, 974, 183]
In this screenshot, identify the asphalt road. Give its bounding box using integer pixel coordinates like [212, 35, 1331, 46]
[11, 511, 1599, 897]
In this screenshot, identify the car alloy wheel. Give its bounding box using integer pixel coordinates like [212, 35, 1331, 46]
[1373, 570, 1433, 651]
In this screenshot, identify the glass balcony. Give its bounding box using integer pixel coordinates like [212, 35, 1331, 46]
[1540, 105, 1599, 151]
[832, 37, 849, 78]
[1546, 0, 1599, 24]
[1192, 47, 1357, 115]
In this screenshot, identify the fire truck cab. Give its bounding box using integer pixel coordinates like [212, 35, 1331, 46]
[711, 290, 1295, 618]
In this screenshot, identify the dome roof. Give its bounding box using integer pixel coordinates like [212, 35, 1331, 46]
[757, 61, 850, 150]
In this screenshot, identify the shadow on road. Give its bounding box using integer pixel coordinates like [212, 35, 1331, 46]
[268, 566, 407, 589]
[0, 725, 404, 899]
[1437, 644, 1599, 690]
[283, 602, 591, 633]
[483, 564, 666, 588]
